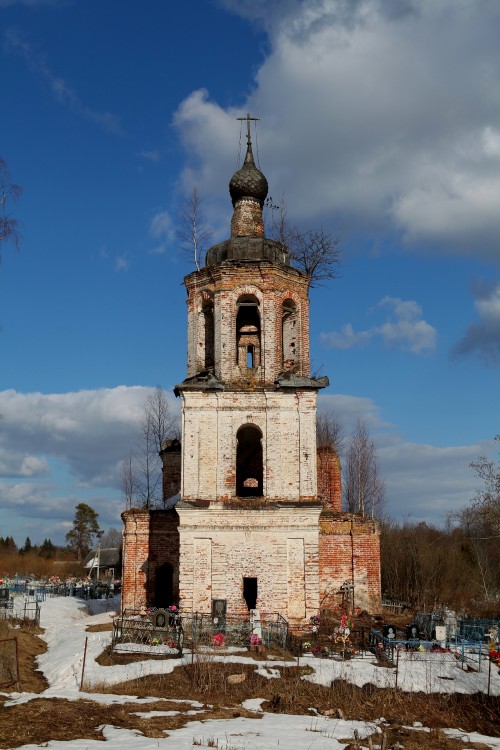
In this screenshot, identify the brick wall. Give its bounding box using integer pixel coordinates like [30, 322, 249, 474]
[184, 263, 311, 385]
[231, 197, 265, 238]
[181, 389, 318, 501]
[317, 446, 342, 511]
[121, 509, 179, 611]
[160, 439, 182, 502]
[177, 503, 321, 625]
[319, 512, 381, 613]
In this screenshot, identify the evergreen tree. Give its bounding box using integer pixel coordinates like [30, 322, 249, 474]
[1, 536, 18, 552]
[39, 538, 56, 559]
[65, 503, 102, 561]
[19, 536, 32, 555]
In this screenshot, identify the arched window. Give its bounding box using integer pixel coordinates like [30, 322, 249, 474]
[236, 295, 260, 370]
[282, 298, 298, 370]
[202, 300, 214, 369]
[236, 423, 263, 497]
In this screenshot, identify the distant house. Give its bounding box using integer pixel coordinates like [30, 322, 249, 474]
[84, 547, 122, 580]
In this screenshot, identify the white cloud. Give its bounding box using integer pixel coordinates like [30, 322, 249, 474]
[148, 209, 175, 255]
[175, 0, 500, 261]
[317, 392, 488, 524]
[452, 279, 500, 366]
[115, 255, 130, 271]
[0, 386, 179, 486]
[320, 296, 437, 354]
[377, 439, 486, 523]
[0, 386, 181, 543]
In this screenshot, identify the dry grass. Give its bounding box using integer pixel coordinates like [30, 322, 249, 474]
[0, 619, 47, 693]
[0, 619, 498, 750]
[85, 622, 113, 633]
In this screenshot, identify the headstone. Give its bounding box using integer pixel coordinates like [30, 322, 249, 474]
[434, 625, 446, 642]
[250, 608, 262, 639]
[406, 623, 419, 640]
[383, 624, 396, 640]
[153, 609, 168, 628]
[445, 610, 457, 640]
[212, 599, 227, 631]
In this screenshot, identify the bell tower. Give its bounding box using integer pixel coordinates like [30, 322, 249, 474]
[174, 116, 328, 623]
[120, 116, 382, 619]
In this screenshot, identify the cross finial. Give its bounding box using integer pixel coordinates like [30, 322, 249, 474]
[237, 112, 260, 145]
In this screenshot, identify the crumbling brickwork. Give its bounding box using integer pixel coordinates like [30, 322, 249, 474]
[121, 509, 179, 611]
[185, 263, 310, 385]
[319, 513, 381, 613]
[317, 446, 342, 511]
[160, 439, 181, 502]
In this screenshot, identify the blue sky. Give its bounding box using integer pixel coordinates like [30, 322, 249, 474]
[1, 0, 499, 546]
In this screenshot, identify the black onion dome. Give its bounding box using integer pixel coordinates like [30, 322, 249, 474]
[229, 142, 268, 207]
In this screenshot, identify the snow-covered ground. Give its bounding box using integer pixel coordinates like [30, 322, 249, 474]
[2, 595, 500, 749]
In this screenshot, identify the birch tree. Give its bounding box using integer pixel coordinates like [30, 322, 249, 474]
[0, 157, 22, 259]
[343, 419, 385, 518]
[177, 187, 212, 271]
[122, 387, 178, 510]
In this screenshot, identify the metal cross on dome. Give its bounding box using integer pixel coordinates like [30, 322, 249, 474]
[237, 112, 260, 145]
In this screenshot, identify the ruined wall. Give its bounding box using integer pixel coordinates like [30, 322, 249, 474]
[121, 509, 179, 611]
[319, 513, 381, 613]
[317, 446, 342, 511]
[160, 439, 182, 501]
[177, 504, 321, 625]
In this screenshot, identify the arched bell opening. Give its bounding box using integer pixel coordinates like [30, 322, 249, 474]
[282, 298, 299, 371]
[202, 301, 215, 370]
[236, 295, 261, 370]
[236, 423, 263, 497]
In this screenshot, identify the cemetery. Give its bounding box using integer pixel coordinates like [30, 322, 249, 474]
[1, 590, 500, 750]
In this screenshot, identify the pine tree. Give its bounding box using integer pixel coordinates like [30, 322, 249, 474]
[65, 503, 102, 561]
[19, 536, 32, 555]
[39, 538, 56, 559]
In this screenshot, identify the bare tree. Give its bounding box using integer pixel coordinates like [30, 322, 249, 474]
[121, 450, 137, 510]
[453, 436, 500, 601]
[177, 187, 212, 271]
[0, 157, 22, 258]
[100, 527, 123, 548]
[316, 408, 344, 454]
[268, 199, 341, 287]
[122, 387, 178, 510]
[343, 419, 385, 518]
[468, 435, 500, 533]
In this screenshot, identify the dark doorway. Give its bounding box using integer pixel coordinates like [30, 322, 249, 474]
[243, 577, 258, 610]
[236, 424, 263, 496]
[155, 563, 174, 608]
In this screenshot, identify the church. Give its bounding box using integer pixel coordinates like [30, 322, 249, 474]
[121, 119, 381, 626]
